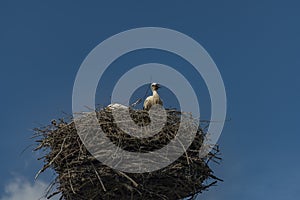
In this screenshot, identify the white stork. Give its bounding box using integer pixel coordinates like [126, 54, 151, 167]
[106, 103, 128, 110]
[143, 83, 163, 111]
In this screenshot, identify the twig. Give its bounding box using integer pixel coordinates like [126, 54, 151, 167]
[35, 137, 67, 180]
[116, 170, 138, 187]
[91, 163, 107, 192]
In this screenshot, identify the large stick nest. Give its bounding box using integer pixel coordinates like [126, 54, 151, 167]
[33, 107, 222, 200]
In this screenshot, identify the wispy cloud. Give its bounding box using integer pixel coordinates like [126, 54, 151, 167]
[0, 177, 59, 200]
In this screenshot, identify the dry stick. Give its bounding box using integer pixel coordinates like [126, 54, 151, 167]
[47, 191, 60, 199]
[116, 170, 139, 187]
[175, 136, 191, 165]
[68, 170, 76, 194]
[35, 137, 67, 180]
[43, 179, 56, 199]
[91, 163, 107, 192]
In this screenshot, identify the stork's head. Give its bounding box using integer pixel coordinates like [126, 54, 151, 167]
[151, 82, 160, 91]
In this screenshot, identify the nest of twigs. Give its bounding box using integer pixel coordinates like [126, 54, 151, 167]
[33, 107, 222, 200]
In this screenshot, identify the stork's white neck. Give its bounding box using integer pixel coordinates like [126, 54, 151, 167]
[152, 90, 159, 97]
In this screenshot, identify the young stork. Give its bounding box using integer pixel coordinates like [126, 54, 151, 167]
[143, 83, 163, 111]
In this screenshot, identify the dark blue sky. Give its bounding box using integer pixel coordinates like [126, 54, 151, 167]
[1, 0, 300, 199]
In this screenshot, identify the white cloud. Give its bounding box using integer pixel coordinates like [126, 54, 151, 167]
[1, 177, 60, 200]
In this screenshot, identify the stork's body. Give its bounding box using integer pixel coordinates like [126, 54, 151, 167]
[143, 83, 163, 111]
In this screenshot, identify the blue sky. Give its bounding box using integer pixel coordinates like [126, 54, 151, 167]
[1, 0, 300, 199]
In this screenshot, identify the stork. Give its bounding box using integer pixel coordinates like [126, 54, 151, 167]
[106, 103, 128, 110]
[143, 83, 163, 111]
